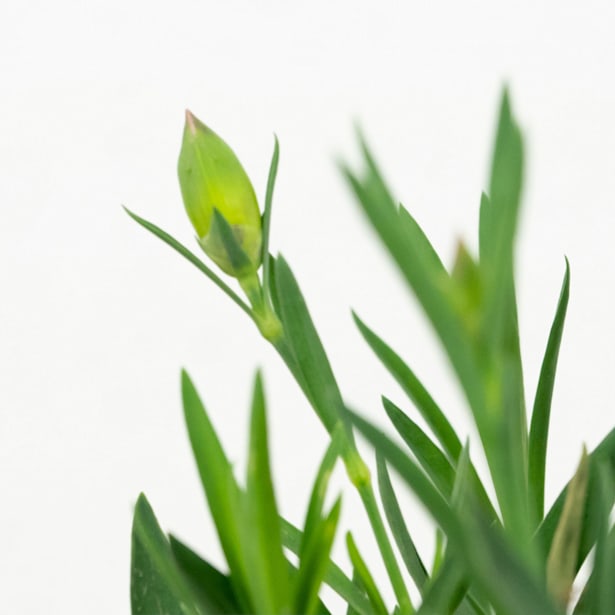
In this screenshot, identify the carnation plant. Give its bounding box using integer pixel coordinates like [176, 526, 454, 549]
[126, 90, 615, 615]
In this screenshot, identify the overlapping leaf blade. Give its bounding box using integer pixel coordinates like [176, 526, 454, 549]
[376, 453, 428, 592]
[169, 536, 242, 614]
[242, 371, 290, 614]
[180, 370, 251, 611]
[130, 494, 202, 615]
[529, 260, 571, 522]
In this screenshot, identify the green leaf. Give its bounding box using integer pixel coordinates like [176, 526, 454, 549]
[208, 207, 252, 275]
[381, 397, 455, 498]
[169, 536, 243, 614]
[350, 410, 560, 615]
[280, 518, 375, 615]
[346, 532, 389, 615]
[545, 447, 589, 608]
[581, 463, 615, 614]
[528, 259, 571, 521]
[353, 313, 461, 461]
[261, 136, 280, 297]
[538, 427, 615, 569]
[123, 207, 252, 318]
[300, 425, 344, 561]
[242, 370, 290, 614]
[416, 555, 473, 615]
[272, 255, 344, 433]
[376, 453, 428, 592]
[342, 146, 486, 431]
[180, 370, 251, 611]
[294, 497, 343, 615]
[130, 494, 201, 615]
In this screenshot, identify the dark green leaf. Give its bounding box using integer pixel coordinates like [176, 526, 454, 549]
[130, 494, 201, 615]
[346, 532, 389, 615]
[529, 259, 571, 521]
[169, 536, 242, 614]
[341, 147, 486, 430]
[416, 555, 472, 615]
[376, 453, 428, 591]
[123, 207, 252, 318]
[351, 410, 560, 615]
[301, 426, 344, 561]
[280, 518, 375, 615]
[272, 255, 344, 433]
[261, 136, 279, 296]
[180, 370, 251, 610]
[381, 397, 455, 498]
[243, 370, 290, 614]
[353, 313, 461, 461]
[294, 497, 343, 615]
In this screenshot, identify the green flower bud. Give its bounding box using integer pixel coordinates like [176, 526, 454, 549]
[178, 110, 262, 277]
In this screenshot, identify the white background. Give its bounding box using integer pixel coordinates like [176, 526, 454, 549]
[1, 1, 614, 613]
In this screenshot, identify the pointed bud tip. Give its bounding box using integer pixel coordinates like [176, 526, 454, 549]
[185, 109, 198, 136]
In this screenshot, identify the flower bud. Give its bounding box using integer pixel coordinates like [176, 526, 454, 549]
[178, 110, 262, 277]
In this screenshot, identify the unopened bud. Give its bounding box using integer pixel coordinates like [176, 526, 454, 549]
[178, 110, 262, 277]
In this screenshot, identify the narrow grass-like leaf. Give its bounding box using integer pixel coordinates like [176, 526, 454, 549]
[130, 494, 201, 615]
[382, 396, 455, 497]
[243, 371, 290, 614]
[529, 259, 571, 521]
[294, 497, 343, 615]
[209, 207, 252, 274]
[261, 136, 279, 296]
[346, 532, 389, 615]
[342, 150, 486, 430]
[180, 370, 251, 611]
[451, 441, 471, 510]
[416, 555, 473, 615]
[280, 518, 375, 615]
[353, 313, 461, 461]
[538, 427, 615, 568]
[583, 463, 615, 615]
[273, 254, 344, 432]
[351, 410, 560, 615]
[123, 207, 252, 318]
[376, 453, 428, 591]
[169, 536, 242, 614]
[545, 447, 589, 608]
[301, 425, 344, 560]
[345, 570, 365, 615]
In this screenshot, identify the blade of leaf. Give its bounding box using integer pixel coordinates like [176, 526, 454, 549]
[537, 427, 615, 569]
[123, 207, 252, 318]
[545, 447, 589, 608]
[261, 136, 279, 297]
[301, 425, 344, 561]
[528, 259, 571, 521]
[350, 409, 560, 615]
[416, 555, 474, 615]
[376, 453, 428, 592]
[341, 147, 486, 431]
[209, 207, 252, 274]
[180, 370, 251, 611]
[382, 397, 455, 498]
[346, 532, 389, 615]
[280, 518, 375, 615]
[131, 494, 202, 615]
[294, 497, 343, 615]
[243, 370, 290, 614]
[169, 536, 243, 614]
[272, 254, 344, 433]
[353, 312, 461, 462]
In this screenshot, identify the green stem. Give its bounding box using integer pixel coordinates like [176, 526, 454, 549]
[358, 481, 414, 615]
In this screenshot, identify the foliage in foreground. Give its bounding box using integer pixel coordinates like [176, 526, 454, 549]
[127, 92, 615, 615]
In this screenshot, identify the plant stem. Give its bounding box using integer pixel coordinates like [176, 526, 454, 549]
[358, 480, 414, 615]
